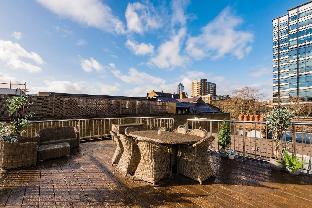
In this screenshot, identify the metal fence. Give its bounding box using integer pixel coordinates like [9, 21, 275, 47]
[187, 118, 312, 173]
[23, 117, 175, 140]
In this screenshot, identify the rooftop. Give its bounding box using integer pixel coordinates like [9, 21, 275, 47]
[177, 96, 202, 103]
[0, 88, 25, 96]
[288, 1, 312, 12]
[1, 139, 311, 207]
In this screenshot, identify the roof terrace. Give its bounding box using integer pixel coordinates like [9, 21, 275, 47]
[0, 139, 312, 207]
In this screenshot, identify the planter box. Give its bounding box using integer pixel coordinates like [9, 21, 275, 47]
[219, 149, 228, 158]
[228, 154, 235, 160]
[269, 158, 284, 171]
[286, 167, 301, 175]
[0, 140, 38, 170]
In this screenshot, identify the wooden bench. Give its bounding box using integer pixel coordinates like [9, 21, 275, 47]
[37, 127, 79, 161]
[38, 142, 70, 161]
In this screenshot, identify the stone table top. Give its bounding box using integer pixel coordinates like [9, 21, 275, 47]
[112, 123, 144, 127]
[129, 130, 203, 145]
[111, 123, 144, 134]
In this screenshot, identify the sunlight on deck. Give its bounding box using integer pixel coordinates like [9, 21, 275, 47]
[1, 140, 312, 207]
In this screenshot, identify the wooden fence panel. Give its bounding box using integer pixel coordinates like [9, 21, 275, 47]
[0, 95, 174, 121]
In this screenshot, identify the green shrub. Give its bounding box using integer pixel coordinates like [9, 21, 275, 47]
[283, 150, 303, 173]
[218, 121, 231, 149]
[0, 96, 32, 142]
[266, 107, 294, 140]
[0, 122, 17, 142]
[266, 107, 294, 158]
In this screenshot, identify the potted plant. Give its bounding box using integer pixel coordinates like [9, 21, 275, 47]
[0, 96, 37, 170]
[244, 114, 249, 121]
[266, 107, 293, 168]
[238, 114, 244, 121]
[218, 121, 231, 158]
[282, 149, 303, 175]
[250, 114, 255, 121]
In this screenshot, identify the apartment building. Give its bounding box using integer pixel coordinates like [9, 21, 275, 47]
[191, 79, 216, 97]
[273, 1, 312, 103]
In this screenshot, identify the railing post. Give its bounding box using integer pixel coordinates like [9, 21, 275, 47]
[233, 121, 236, 153]
[254, 122, 257, 159]
[217, 121, 220, 151]
[136, 101, 138, 115]
[292, 123, 296, 156]
[243, 122, 246, 157]
[119, 101, 122, 115]
[301, 125, 304, 166]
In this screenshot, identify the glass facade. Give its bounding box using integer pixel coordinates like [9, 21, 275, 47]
[273, 2, 312, 103]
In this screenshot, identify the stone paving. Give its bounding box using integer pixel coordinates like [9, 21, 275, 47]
[0, 140, 312, 207]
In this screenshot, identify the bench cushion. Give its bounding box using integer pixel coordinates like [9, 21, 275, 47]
[40, 138, 79, 149]
[38, 142, 70, 161]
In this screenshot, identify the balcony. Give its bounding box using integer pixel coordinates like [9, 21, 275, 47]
[0, 117, 312, 207]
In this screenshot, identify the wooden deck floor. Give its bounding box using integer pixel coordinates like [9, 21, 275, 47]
[1, 140, 312, 207]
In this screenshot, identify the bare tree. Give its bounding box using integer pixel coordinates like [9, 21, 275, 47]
[213, 87, 270, 119]
[288, 97, 312, 117]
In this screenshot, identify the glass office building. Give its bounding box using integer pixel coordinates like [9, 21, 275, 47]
[273, 1, 312, 103]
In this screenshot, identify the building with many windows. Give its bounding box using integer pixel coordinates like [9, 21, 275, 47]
[273, 1, 312, 103]
[207, 82, 217, 96]
[191, 79, 216, 97]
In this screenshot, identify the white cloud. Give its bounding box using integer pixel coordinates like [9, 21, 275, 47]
[36, 0, 125, 34]
[177, 69, 272, 99]
[126, 40, 154, 55]
[12, 32, 22, 40]
[43, 80, 82, 94]
[110, 65, 165, 85]
[0, 40, 44, 73]
[186, 8, 253, 60]
[107, 63, 180, 96]
[171, 0, 189, 27]
[124, 80, 177, 97]
[150, 28, 187, 69]
[0, 72, 16, 83]
[249, 81, 272, 100]
[250, 67, 271, 78]
[124, 86, 149, 97]
[81, 57, 103, 72]
[147, 1, 190, 69]
[32, 80, 119, 95]
[125, 2, 161, 34]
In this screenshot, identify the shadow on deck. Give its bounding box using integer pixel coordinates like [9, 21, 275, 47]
[1, 140, 312, 207]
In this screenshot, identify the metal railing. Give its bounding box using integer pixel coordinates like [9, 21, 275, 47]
[23, 117, 175, 140]
[187, 118, 312, 173]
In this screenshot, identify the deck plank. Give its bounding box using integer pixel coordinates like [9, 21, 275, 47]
[0, 140, 312, 207]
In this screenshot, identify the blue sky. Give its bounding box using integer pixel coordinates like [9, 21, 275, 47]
[0, 0, 307, 99]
